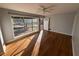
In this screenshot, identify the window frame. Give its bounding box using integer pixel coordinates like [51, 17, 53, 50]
[11, 15, 40, 38]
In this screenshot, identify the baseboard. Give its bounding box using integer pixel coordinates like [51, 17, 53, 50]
[49, 30, 72, 37]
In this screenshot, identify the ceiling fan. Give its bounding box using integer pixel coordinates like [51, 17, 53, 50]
[38, 4, 55, 14]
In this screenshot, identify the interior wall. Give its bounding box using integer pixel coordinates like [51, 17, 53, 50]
[50, 12, 76, 35]
[0, 39, 3, 53]
[0, 23, 6, 53]
[0, 26, 4, 53]
[0, 9, 6, 53]
[72, 10, 79, 56]
[0, 8, 44, 43]
[0, 9, 14, 43]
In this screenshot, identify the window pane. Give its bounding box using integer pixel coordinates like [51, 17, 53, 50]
[33, 18, 39, 31]
[12, 17, 39, 37]
[24, 19, 33, 31]
[13, 18, 26, 36]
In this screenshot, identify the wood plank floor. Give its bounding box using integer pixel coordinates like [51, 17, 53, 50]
[38, 30, 72, 56]
[2, 34, 39, 56]
[2, 30, 72, 56]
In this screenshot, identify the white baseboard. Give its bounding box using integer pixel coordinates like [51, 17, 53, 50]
[49, 30, 72, 36]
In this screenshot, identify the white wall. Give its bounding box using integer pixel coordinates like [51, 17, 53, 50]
[0, 9, 14, 43]
[0, 10, 6, 53]
[50, 12, 76, 35]
[0, 27, 4, 53]
[0, 23, 6, 53]
[0, 8, 44, 43]
[72, 11, 79, 56]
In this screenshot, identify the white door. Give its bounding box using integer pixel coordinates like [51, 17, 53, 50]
[44, 18, 49, 30]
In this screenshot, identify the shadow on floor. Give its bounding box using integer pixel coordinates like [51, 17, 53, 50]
[14, 33, 39, 56]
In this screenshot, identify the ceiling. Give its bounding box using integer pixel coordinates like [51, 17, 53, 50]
[0, 3, 79, 15]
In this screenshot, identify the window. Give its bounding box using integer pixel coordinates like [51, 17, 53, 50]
[33, 19, 39, 31]
[12, 16, 39, 36]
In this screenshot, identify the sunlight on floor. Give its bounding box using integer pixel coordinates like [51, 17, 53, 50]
[2, 35, 35, 56]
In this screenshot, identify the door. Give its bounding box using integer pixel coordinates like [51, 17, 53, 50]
[44, 18, 49, 30]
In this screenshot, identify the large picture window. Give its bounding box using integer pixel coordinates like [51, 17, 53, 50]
[12, 16, 39, 36]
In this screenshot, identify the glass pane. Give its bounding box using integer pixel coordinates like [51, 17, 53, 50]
[24, 19, 33, 31]
[13, 18, 26, 36]
[33, 18, 39, 31]
[12, 17, 39, 37]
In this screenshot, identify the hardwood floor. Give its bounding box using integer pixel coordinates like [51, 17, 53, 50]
[37, 30, 72, 56]
[2, 34, 39, 56]
[2, 30, 72, 56]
